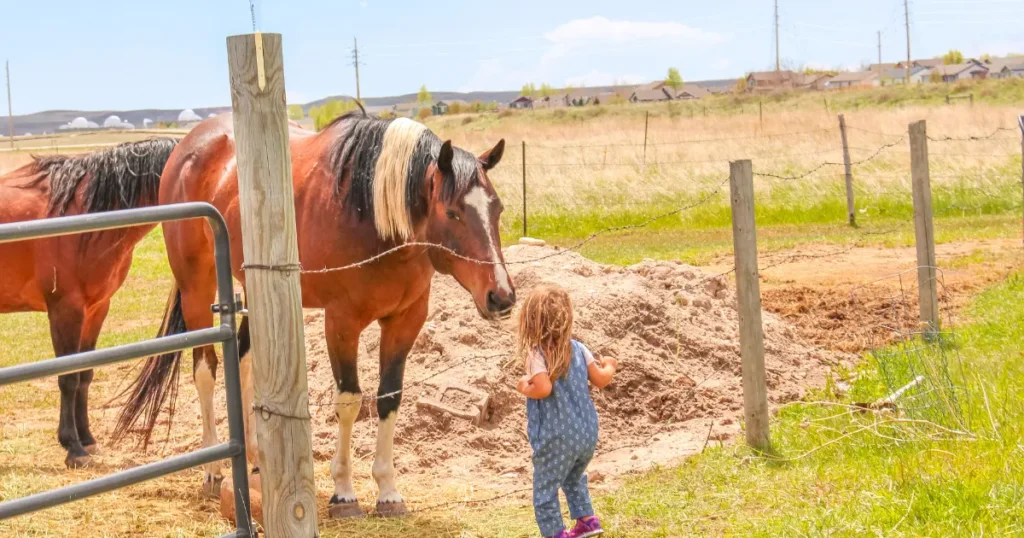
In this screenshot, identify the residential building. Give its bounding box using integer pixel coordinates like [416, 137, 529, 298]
[630, 88, 673, 102]
[878, 66, 930, 85]
[431, 101, 450, 115]
[930, 62, 988, 82]
[825, 70, 879, 89]
[744, 70, 799, 92]
[509, 96, 533, 109]
[674, 84, 711, 99]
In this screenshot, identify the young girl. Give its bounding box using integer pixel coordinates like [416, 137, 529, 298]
[516, 284, 617, 538]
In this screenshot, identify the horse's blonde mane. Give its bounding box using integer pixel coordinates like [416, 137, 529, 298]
[373, 118, 427, 240]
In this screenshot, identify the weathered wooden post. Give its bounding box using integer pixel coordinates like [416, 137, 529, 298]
[1018, 115, 1023, 248]
[729, 159, 771, 450]
[909, 120, 939, 335]
[839, 114, 856, 226]
[643, 110, 649, 165]
[226, 32, 319, 537]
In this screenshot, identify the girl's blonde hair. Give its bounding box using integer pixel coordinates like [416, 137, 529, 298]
[516, 284, 574, 381]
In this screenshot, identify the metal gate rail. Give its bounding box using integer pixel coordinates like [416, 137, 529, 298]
[0, 202, 253, 538]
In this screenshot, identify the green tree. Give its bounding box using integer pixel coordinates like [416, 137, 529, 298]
[417, 85, 432, 104]
[942, 49, 964, 65]
[313, 99, 359, 131]
[538, 83, 554, 97]
[735, 75, 749, 93]
[980, 53, 992, 62]
[665, 67, 684, 90]
[520, 83, 537, 97]
[287, 104, 304, 120]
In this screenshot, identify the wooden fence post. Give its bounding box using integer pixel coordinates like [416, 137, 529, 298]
[909, 120, 940, 335]
[226, 32, 319, 537]
[758, 100, 764, 132]
[1018, 115, 1023, 249]
[521, 140, 527, 238]
[643, 110, 649, 165]
[839, 114, 856, 226]
[729, 159, 771, 450]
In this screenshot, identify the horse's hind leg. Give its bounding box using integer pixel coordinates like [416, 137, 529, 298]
[45, 296, 89, 468]
[74, 299, 112, 455]
[372, 293, 429, 517]
[325, 308, 368, 519]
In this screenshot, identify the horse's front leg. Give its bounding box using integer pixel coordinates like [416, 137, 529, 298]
[373, 293, 429, 517]
[325, 309, 369, 519]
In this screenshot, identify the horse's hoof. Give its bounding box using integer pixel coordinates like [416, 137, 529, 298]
[375, 500, 408, 518]
[203, 476, 224, 500]
[64, 453, 91, 469]
[328, 500, 366, 519]
[82, 444, 100, 455]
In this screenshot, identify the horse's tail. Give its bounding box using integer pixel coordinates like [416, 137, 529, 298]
[32, 137, 180, 216]
[112, 284, 187, 448]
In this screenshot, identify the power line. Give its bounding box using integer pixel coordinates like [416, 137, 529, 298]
[775, 0, 781, 72]
[350, 37, 362, 102]
[905, 0, 912, 84]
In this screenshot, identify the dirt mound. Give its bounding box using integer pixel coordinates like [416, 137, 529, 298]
[291, 245, 845, 489]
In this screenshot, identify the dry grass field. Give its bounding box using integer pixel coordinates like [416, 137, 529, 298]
[1, 87, 1023, 536]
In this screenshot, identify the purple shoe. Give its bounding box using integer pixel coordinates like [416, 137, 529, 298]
[567, 516, 604, 538]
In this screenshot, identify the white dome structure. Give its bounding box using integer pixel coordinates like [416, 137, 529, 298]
[68, 117, 92, 129]
[178, 109, 203, 122]
[143, 118, 153, 128]
[103, 115, 123, 128]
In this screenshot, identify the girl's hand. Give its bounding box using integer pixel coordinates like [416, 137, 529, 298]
[517, 375, 531, 394]
[588, 356, 617, 389]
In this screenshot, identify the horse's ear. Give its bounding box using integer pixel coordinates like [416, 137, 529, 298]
[438, 140, 454, 175]
[479, 139, 505, 170]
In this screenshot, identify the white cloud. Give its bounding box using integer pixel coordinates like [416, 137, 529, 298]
[542, 17, 729, 65]
[562, 70, 644, 88]
[458, 17, 730, 92]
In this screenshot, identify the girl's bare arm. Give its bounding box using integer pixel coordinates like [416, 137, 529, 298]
[518, 372, 553, 399]
[587, 357, 617, 389]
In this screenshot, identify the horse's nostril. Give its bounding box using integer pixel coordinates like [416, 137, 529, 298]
[486, 290, 513, 313]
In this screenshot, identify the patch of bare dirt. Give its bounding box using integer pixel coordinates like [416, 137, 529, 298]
[286, 244, 846, 491]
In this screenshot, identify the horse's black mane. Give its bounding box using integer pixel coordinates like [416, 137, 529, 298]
[30, 138, 179, 216]
[326, 111, 480, 224]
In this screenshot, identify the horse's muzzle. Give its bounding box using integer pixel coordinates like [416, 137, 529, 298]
[485, 289, 516, 319]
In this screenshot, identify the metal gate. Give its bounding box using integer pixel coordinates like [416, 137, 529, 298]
[0, 202, 253, 537]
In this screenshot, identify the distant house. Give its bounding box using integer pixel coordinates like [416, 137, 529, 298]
[591, 91, 626, 105]
[825, 70, 879, 89]
[532, 94, 566, 109]
[699, 78, 740, 94]
[745, 70, 800, 92]
[565, 90, 595, 106]
[673, 84, 711, 100]
[895, 58, 944, 70]
[796, 73, 833, 91]
[986, 58, 1024, 79]
[432, 101, 450, 115]
[930, 62, 988, 82]
[878, 66, 930, 85]
[392, 102, 419, 117]
[630, 88, 673, 102]
[509, 96, 533, 109]
[867, 63, 897, 73]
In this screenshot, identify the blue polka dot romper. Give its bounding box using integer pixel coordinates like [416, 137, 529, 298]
[526, 340, 600, 537]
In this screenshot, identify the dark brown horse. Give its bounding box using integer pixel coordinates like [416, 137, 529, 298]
[0, 139, 179, 468]
[113, 112, 514, 516]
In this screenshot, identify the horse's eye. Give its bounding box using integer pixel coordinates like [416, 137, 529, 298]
[446, 210, 459, 220]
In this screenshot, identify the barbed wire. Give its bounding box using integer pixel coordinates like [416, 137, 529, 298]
[753, 137, 906, 181]
[299, 177, 731, 275]
[527, 128, 837, 150]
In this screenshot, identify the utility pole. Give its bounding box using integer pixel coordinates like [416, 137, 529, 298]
[352, 37, 362, 103]
[877, 31, 882, 71]
[774, 0, 781, 72]
[5, 60, 12, 147]
[904, 0, 911, 84]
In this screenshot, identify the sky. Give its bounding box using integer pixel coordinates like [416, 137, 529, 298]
[1, 0, 1023, 114]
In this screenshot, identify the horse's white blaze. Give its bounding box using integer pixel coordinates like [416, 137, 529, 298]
[464, 186, 512, 295]
[372, 413, 403, 504]
[331, 391, 361, 502]
[239, 354, 258, 466]
[195, 359, 220, 479]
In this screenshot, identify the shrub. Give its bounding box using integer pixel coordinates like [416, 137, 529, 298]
[417, 107, 432, 120]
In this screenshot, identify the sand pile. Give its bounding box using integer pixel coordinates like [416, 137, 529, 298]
[291, 245, 843, 488]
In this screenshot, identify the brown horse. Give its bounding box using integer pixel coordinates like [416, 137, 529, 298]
[0, 139, 179, 468]
[113, 112, 514, 516]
